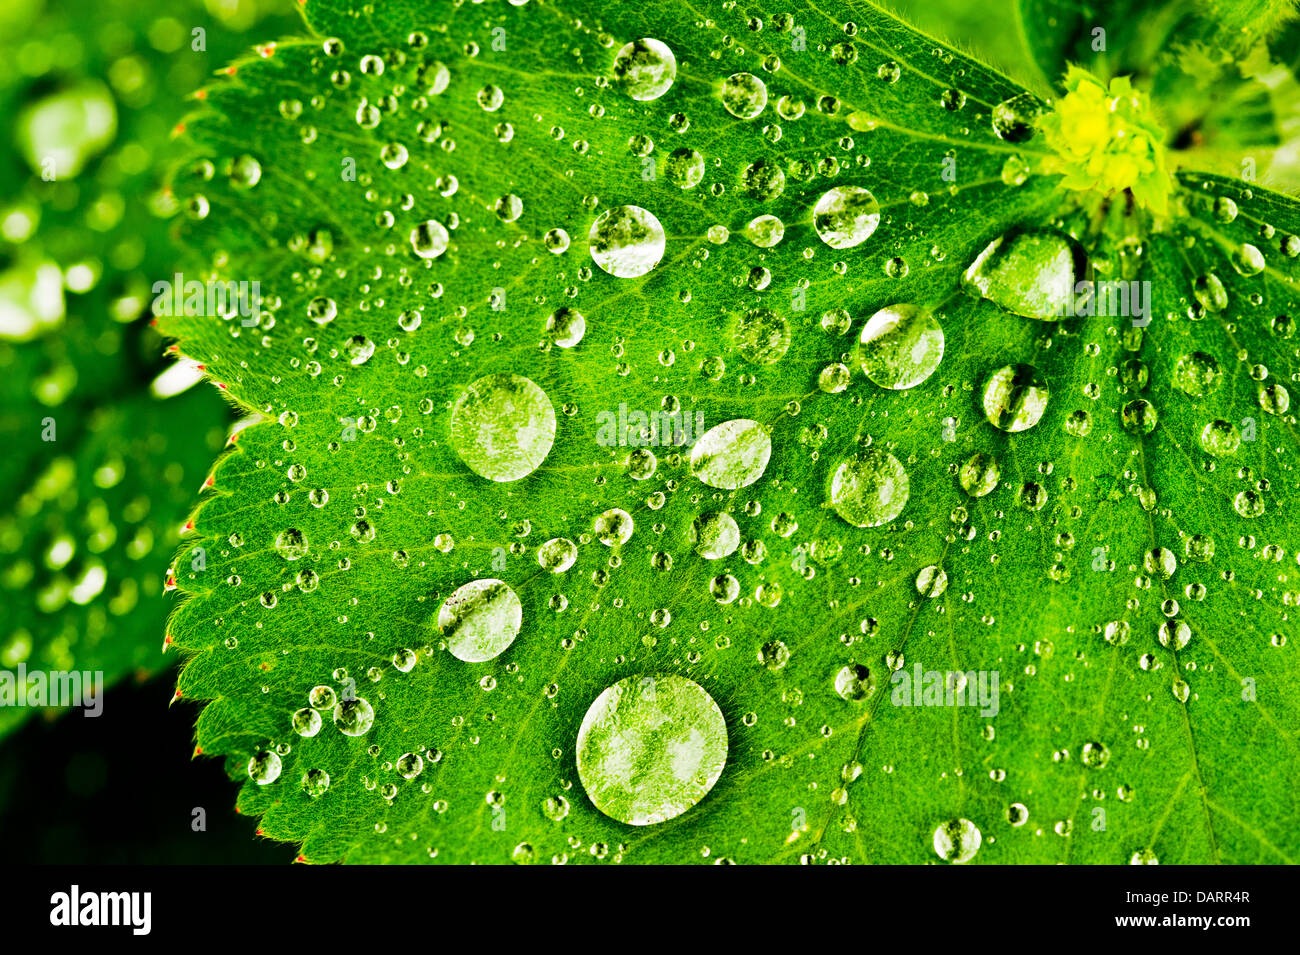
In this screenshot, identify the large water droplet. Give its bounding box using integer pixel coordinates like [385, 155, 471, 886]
[829, 450, 910, 527]
[410, 219, 450, 259]
[933, 817, 982, 863]
[437, 578, 522, 663]
[333, 697, 375, 736]
[963, 231, 1080, 319]
[690, 512, 741, 559]
[734, 307, 790, 364]
[589, 205, 666, 278]
[982, 364, 1049, 432]
[247, 750, 282, 784]
[690, 419, 772, 489]
[813, 185, 880, 249]
[537, 537, 577, 573]
[545, 307, 585, 347]
[959, 452, 1001, 497]
[991, 92, 1041, 142]
[612, 39, 677, 101]
[859, 304, 944, 389]
[720, 72, 768, 119]
[1172, 352, 1221, 397]
[1199, 419, 1240, 455]
[576, 674, 728, 826]
[449, 373, 556, 482]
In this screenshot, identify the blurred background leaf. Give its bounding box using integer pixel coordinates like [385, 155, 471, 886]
[0, 0, 299, 735]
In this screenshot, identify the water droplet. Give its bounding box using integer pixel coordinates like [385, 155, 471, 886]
[437, 578, 522, 662]
[963, 231, 1079, 319]
[1081, 741, 1111, 768]
[720, 72, 768, 119]
[933, 817, 982, 862]
[834, 664, 875, 701]
[594, 508, 635, 546]
[248, 750, 282, 784]
[292, 707, 323, 737]
[1192, 273, 1227, 313]
[576, 674, 728, 826]
[613, 39, 677, 101]
[309, 685, 336, 709]
[813, 185, 880, 249]
[690, 419, 772, 489]
[916, 565, 948, 597]
[859, 304, 944, 389]
[274, 528, 309, 560]
[664, 147, 705, 188]
[982, 365, 1049, 432]
[734, 307, 790, 364]
[449, 374, 556, 482]
[1120, 398, 1158, 435]
[545, 307, 585, 347]
[333, 697, 375, 736]
[302, 769, 330, 798]
[537, 537, 578, 573]
[589, 205, 666, 278]
[1199, 419, 1240, 455]
[959, 452, 1001, 497]
[690, 512, 741, 559]
[829, 450, 910, 527]
[991, 92, 1041, 142]
[410, 219, 449, 259]
[1173, 352, 1221, 397]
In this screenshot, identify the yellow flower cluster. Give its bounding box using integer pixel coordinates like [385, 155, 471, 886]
[1041, 66, 1171, 215]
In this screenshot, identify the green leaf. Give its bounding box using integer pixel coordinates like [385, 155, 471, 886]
[0, 0, 299, 738]
[164, 0, 1298, 864]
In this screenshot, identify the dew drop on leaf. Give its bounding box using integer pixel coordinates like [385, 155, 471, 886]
[545, 307, 585, 347]
[594, 507, 635, 546]
[437, 578, 522, 663]
[576, 674, 727, 826]
[829, 449, 910, 527]
[690, 511, 741, 559]
[834, 663, 875, 701]
[292, 707, 322, 737]
[734, 307, 791, 364]
[689, 419, 772, 489]
[333, 697, 375, 736]
[308, 685, 336, 710]
[248, 750, 282, 784]
[982, 364, 1049, 432]
[410, 219, 449, 259]
[1172, 352, 1222, 397]
[449, 373, 556, 482]
[537, 537, 578, 573]
[933, 817, 982, 862]
[1199, 419, 1240, 455]
[812, 185, 880, 249]
[720, 71, 768, 119]
[274, 528, 309, 560]
[858, 304, 944, 389]
[588, 205, 666, 278]
[991, 92, 1040, 142]
[958, 452, 1001, 497]
[612, 38, 677, 102]
[962, 230, 1079, 320]
[302, 769, 330, 798]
